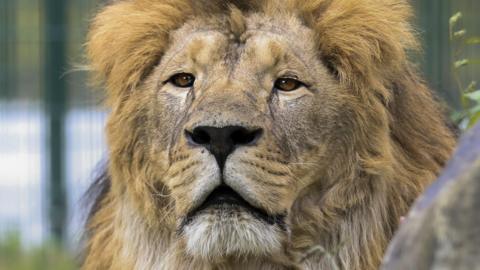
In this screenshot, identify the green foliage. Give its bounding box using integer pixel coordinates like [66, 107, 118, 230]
[450, 12, 480, 130]
[0, 233, 77, 270]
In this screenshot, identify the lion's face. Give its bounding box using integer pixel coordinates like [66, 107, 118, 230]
[137, 14, 352, 260]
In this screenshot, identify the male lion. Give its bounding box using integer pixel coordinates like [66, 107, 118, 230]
[83, 0, 456, 269]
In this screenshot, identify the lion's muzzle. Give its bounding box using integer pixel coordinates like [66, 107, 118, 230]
[177, 115, 291, 259]
[180, 124, 286, 230]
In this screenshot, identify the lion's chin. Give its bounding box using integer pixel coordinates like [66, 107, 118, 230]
[183, 210, 285, 260]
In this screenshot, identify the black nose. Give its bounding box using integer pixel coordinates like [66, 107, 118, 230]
[185, 126, 263, 169]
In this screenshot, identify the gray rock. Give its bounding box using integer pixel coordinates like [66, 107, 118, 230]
[382, 123, 480, 270]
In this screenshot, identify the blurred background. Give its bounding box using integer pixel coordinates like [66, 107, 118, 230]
[0, 0, 479, 269]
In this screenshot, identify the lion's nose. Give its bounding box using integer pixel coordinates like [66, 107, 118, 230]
[185, 126, 263, 170]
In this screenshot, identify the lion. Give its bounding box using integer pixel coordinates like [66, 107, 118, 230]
[83, 0, 456, 269]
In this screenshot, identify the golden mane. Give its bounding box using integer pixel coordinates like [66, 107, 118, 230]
[85, 1, 456, 269]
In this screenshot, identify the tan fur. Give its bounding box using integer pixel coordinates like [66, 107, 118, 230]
[84, 1, 456, 269]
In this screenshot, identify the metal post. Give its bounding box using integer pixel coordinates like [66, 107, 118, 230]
[44, 0, 68, 243]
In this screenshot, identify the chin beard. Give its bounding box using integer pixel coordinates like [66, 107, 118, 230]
[182, 210, 286, 261]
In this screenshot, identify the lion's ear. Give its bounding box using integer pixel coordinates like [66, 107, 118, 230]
[307, 0, 419, 96]
[87, 0, 193, 105]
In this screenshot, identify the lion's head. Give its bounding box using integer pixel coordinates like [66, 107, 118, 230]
[84, 1, 456, 269]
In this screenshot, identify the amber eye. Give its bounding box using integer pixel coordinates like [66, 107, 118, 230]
[274, 78, 303, 92]
[168, 73, 195, 88]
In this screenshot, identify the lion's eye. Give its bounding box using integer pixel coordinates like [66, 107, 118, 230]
[168, 73, 195, 88]
[274, 78, 303, 92]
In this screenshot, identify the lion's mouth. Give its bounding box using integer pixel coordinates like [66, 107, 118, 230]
[179, 185, 286, 231]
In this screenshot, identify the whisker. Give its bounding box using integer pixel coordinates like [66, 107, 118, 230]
[288, 162, 318, 165]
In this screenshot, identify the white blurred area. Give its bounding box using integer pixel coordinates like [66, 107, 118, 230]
[0, 101, 107, 247]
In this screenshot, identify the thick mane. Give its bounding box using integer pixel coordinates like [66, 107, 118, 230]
[85, 1, 456, 269]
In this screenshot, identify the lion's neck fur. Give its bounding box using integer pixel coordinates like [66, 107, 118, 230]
[83, 165, 427, 270]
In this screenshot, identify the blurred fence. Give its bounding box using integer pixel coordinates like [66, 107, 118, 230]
[0, 0, 479, 255]
[0, 0, 106, 249]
